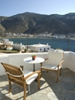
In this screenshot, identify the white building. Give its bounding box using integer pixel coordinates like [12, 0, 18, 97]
[28, 43, 51, 52]
[12, 43, 26, 52]
[2, 39, 13, 45]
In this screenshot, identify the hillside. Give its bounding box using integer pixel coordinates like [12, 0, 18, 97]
[0, 12, 75, 35]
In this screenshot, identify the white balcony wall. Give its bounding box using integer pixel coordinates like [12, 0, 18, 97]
[62, 51, 70, 68]
[9, 53, 48, 71]
[0, 51, 75, 76]
[68, 51, 75, 72]
[0, 53, 48, 76]
[0, 54, 9, 76]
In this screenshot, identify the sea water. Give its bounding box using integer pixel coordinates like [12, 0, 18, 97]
[9, 38, 75, 52]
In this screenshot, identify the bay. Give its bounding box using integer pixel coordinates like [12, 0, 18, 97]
[9, 38, 75, 52]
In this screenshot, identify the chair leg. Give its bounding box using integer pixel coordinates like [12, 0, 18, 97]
[56, 70, 60, 82]
[60, 68, 62, 76]
[40, 63, 43, 77]
[37, 74, 40, 90]
[23, 84, 26, 100]
[40, 68, 42, 77]
[8, 81, 12, 93]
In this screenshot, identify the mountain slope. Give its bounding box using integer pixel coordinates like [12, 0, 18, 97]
[0, 12, 75, 34]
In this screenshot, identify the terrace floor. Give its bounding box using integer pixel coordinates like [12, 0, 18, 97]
[0, 68, 75, 100]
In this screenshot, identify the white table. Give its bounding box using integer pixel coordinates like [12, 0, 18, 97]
[23, 57, 44, 71]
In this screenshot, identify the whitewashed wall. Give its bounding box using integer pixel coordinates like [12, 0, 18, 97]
[9, 53, 48, 71]
[0, 51, 75, 76]
[62, 51, 70, 68]
[68, 51, 75, 72]
[0, 54, 9, 76]
[0, 52, 48, 76]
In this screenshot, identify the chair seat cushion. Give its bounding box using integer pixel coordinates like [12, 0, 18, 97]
[23, 70, 38, 85]
[42, 64, 62, 70]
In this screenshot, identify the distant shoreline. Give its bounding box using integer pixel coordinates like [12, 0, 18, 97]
[0, 36, 75, 41]
[0, 37, 75, 52]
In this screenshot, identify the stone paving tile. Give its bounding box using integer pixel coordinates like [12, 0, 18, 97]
[47, 91, 64, 100]
[31, 93, 48, 100]
[0, 68, 75, 100]
[64, 92, 75, 100]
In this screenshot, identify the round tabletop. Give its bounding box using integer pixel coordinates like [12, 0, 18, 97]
[23, 57, 44, 64]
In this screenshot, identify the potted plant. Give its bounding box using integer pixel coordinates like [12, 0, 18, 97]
[32, 55, 36, 60]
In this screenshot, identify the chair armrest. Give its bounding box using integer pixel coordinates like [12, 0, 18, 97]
[20, 66, 24, 70]
[25, 71, 41, 80]
[58, 60, 64, 67]
[6, 71, 24, 77]
[35, 70, 41, 74]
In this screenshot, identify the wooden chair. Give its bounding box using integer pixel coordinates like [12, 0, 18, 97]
[40, 50, 64, 82]
[1, 62, 41, 100]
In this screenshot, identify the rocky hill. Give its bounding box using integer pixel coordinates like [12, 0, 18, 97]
[0, 12, 75, 35]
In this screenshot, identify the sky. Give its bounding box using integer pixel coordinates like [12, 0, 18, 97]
[0, 0, 75, 17]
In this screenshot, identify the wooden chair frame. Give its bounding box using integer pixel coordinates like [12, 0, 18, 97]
[1, 62, 41, 100]
[40, 52, 64, 82]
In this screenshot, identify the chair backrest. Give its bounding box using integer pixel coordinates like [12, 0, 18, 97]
[48, 50, 64, 65]
[1, 62, 24, 85]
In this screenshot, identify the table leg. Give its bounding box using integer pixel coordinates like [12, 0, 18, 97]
[33, 64, 37, 82]
[33, 64, 35, 71]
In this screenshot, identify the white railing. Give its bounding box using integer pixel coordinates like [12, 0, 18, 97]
[0, 51, 75, 76]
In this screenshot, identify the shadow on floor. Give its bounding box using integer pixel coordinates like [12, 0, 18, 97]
[0, 68, 75, 100]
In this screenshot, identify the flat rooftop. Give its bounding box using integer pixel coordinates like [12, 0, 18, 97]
[0, 68, 75, 100]
[28, 43, 50, 47]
